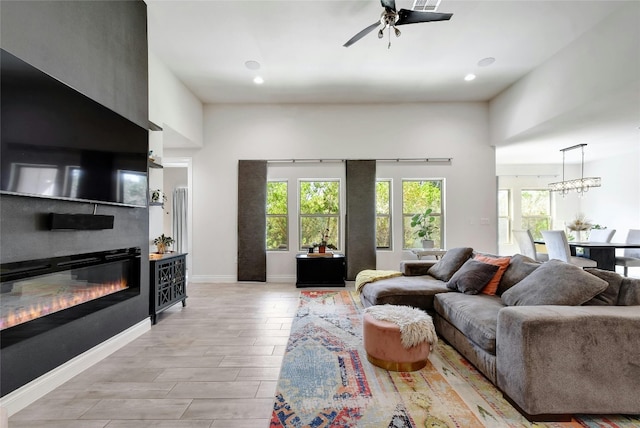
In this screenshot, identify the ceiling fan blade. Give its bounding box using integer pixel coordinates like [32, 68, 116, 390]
[380, 0, 397, 13]
[343, 21, 381, 47]
[395, 9, 453, 25]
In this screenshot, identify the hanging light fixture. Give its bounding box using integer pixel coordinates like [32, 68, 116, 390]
[548, 143, 601, 196]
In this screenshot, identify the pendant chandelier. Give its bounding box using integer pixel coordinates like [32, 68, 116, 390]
[548, 144, 601, 196]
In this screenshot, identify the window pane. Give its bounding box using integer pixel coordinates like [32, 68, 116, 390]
[376, 181, 390, 214]
[300, 216, 338, 249]
[266, 181, 288, 251]
[266, 216, 288, 250]
[402, 180, 443, 249]
[267, 181, 287, 214]
[521, 190, 550, 215]
[498, 189, 509, 217]
[300, 181, 339, 214]
[498, 217, 511, 244]
[522, 217, 550, 240]
[376, 217, 390, 248]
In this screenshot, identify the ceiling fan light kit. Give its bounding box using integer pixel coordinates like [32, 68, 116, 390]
[343, 0, 452, 48]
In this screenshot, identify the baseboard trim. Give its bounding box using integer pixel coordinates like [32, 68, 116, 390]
[0, 319, 150, 416]
[266, 275, 296, 283]
[190, 275, 296, 283]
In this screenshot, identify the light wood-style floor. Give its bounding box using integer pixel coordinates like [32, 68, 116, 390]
[9, 282, 307, 428]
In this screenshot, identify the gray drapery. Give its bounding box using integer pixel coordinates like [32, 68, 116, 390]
[237, 160, 267, 282]
[172, 187, 188, 254]
[345, 160, 377, 280]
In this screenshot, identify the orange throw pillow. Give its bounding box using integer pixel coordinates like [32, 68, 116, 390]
[474, 255, 511, 295]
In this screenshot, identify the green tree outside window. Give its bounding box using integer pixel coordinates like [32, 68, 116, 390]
[402, 180, 443, 249]
[299, 181, 340, 250]
[266, 181, 288, 250]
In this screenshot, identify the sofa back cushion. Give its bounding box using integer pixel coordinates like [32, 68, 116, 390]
[501, 260, 608, 306]
[497, 254, 541, 295]
[427, 247, 473, 282]
[617, 277, 640, 306]
[583, 268, 623, 306]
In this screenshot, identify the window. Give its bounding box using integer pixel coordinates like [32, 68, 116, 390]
[498, 189, 511, 244]
[266, 181, 288, 250]
[520, 189, 551, 240]
[376, 180, 391, 249]
[402, 180, 443, 249]
[299, 180, 340, 250]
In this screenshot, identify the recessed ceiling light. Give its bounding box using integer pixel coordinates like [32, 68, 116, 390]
[253, 76, 264, 85]
[477, 57, 495, 67]
[245, 60, 261, 70]
[464, 74, 476, 81]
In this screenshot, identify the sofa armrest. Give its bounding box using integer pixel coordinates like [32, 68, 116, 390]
[496, 305, 640, 416]
[399, 260, 437, 276]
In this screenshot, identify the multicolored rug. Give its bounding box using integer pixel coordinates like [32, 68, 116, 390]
[270, 290, 640, 428]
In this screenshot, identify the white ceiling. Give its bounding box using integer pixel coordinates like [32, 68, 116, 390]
[146, 0, 639, 163]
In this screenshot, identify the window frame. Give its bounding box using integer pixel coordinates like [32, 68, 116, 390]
[401, 179, 445, 249]
[376, 179, 392, 250]
[298, 179, 341, 251]
[266, 180, 289, 251]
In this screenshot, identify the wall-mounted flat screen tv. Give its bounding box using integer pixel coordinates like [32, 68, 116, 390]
[1, 49, 148, 207]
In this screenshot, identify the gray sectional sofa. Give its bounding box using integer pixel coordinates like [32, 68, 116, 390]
[358, 247, 640, 420]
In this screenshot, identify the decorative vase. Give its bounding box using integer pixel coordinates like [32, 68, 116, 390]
[422, 239, 434, 249]
[156, 243, 166, 254]
[319, 245, 326, 253]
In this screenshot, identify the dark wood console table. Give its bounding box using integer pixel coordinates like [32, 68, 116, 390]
[296, 253, 345, 288]
[149, 252, 187, 324]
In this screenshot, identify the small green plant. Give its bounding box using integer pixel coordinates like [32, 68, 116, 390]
[150, 189, 166, 204]
[410, 208, 438, 240]
[153, 234, 175, 253]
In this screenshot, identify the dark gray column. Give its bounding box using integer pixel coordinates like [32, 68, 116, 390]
[345, 160, 377, 280]
[237, 160, 267, 281]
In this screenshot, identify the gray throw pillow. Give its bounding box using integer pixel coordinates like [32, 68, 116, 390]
[583, 268, 623, 306]
[497, 254, 541, 295]
[617, 277, 640, 306]
[446, 259, 499, 295]
[427, 247, 473, 282]
[501, 260, 608, 306]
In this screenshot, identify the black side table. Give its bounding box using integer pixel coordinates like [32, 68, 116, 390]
[296, 254, 345, 288]
[149, 252, 187, 324]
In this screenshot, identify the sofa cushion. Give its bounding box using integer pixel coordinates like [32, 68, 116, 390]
[399, 260, 437, 276]
[583, 268, 623, 306]
[617, 277, 640, 306]
[427, 247, 473, 282]
[497, 254, 541, 295]
[434, 293, 505, 354]
[359, 275, 450, 311]
[501, 260, 608, 306]
[446, 259, 499, 295]
[474, 254, 511, 295]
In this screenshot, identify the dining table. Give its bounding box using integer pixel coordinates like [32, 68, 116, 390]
[535, 240, 640, 271]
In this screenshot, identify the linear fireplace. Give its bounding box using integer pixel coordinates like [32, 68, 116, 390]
[0, 247, 141, 348]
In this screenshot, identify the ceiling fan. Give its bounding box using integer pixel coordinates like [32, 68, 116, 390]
[343, 0, 453, 48]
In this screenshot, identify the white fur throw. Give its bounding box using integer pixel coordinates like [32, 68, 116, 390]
[364, 304, 438, 349]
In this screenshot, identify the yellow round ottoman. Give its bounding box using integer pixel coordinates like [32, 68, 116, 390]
[363, 305, 437, 372]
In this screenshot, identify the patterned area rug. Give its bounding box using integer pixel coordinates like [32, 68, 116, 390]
[270, 290, 640, 428]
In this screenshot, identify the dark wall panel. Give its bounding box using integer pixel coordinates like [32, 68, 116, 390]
[237, 160, 267, 282]
[346, 160, 377, 280]
[0, 1, 149, 396]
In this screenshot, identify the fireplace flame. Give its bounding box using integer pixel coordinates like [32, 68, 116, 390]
[1, 279, 127, 330]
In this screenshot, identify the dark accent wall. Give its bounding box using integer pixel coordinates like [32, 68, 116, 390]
[0, 1, 149, 396]
[237, 160, 267, 281]
[345, 160, 377, 280]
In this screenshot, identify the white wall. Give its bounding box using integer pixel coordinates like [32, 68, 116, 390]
[167, 102, 497, 282]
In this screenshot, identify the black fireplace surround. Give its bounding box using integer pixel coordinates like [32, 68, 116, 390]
[1, 247, 141, 348]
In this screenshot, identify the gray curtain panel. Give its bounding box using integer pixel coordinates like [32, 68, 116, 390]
[346, 160, 377, 280]
[237, 160, 267, 281]
[172, 187, 188, 254]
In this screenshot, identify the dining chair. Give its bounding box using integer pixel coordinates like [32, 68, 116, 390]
[589, 228, 616, 243]
[541, 230, 597, 268]
[615, 229, 640, 277]
[512, 229, 548, 262]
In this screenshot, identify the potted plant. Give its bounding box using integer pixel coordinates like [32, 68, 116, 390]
[313, 228, 337, 253]
[150, 189, 166, 205]
[153, 234, 175, 254]
[410, 208, 438, 249]
[567, 213, 591, 242]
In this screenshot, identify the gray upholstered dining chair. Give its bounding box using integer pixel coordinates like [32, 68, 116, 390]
[615, 229, 640, 277]
[589, 228, 616, 242]
[512, 229, 548, 262]
[541, 230, 597, 268]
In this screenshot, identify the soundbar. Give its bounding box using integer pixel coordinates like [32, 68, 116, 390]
[49, 213, 115, 230]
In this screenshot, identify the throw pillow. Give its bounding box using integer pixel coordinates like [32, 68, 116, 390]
[497, 254, 542, 295]
[474, 254, 511, 295]
[427, 247, 474, 282]
[583, 268, 623, 306]
[501, 260, 608, 306]
[446, 258, 499, 295]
